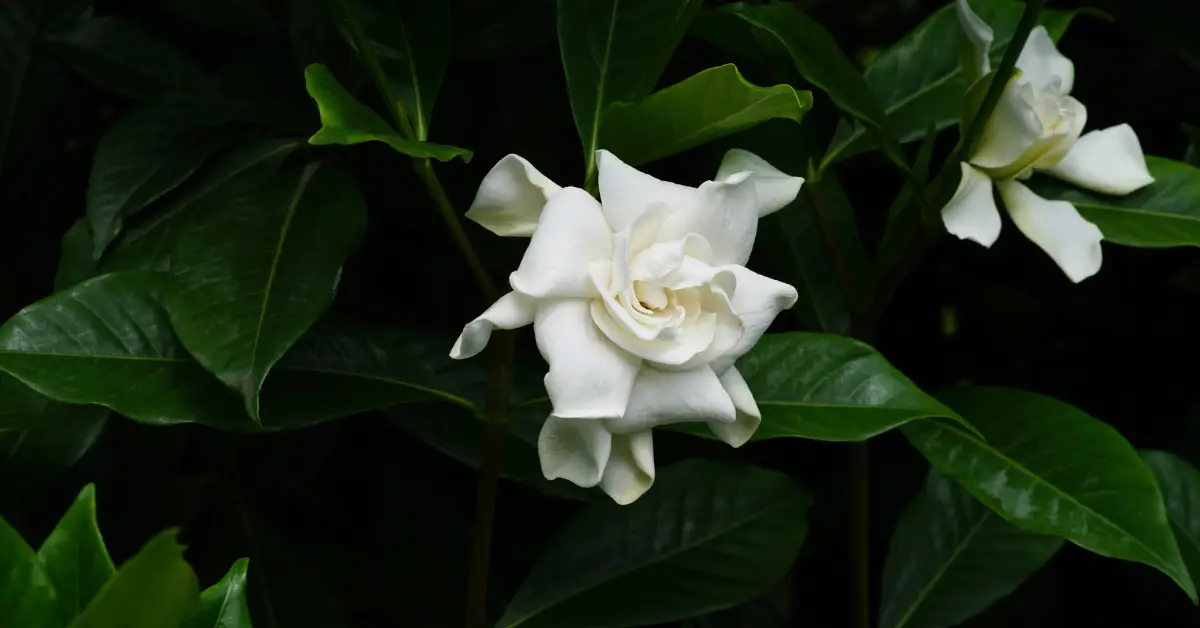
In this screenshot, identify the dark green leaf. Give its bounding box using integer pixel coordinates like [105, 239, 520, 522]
[879, 471, 1062, 628]
[67, 529, 199, 628]
[497, 460, 810, 628]
[0, 271, 248, 427]
[165, 163, 367, 422]
[288, 0, 367, 89]
[905, 386, 1197, 603]
[0, 0, 44, 170]
[37, 484, 116, 619]
[0, 371, 51, 429]
[599, 63, 811, 166]
[0, 404, 108, 478]
[1183, 124, 1200, 167]
[185, 558, 251, 628]
[1141, 451, 1200, 587]
[1026, 157, 1200, 248]
[160, 0, 275, 37]
[0, 509, 62, 628]
[54, 219, 98, 291]
[303, 63, 471, 161]
[557, 0, 702, 179]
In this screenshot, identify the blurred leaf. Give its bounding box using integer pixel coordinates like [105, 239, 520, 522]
[185, 558, 251, 628]
[37, 484, 116, 619]
[160, 0, 275, 37]
[288, 0, 366, 89]
[1026, 157, 1200, 248]
[906, 387, 1197, 604]
[1184, 124, 1200, 167]
[0, 509, 62, 628]
[303, 63, 471, 161]
[879, 471, 1062, 628]
[0, 404, 108, 480]
[55, 219, 98, 291]
[456, 0, 555, 60]
[557, 0, 702, 179]
[165, 163, 367, 422]
[498, 460, 810, 628]
[599, 63, 811, 166]
[0, 271, 248, 428]
[1142, 451, 1200, 586]
[0, 371, 52, 429]
[0, 0, 44, 171]
[67, 529, 199, 628]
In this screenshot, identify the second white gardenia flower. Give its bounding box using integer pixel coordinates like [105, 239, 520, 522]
[451, 149, 801, 504]
[943, 0, 1155, 282]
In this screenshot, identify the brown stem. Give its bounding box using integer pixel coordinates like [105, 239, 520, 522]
[464, 422, 507, 628]
[848, 441, 870, 628]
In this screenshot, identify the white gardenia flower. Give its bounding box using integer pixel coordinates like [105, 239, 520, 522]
[450, 149, 802, 504]
[943, 0, 1155, 282]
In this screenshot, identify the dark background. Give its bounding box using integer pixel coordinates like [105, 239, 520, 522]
[1, 0, 1198, 626]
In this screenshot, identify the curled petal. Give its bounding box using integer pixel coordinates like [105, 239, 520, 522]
[600, 431, 655, 505]
[707, 366, 762, 447]
[1028, 95, 1087, 172]
[449, 291, 537, 359]
[658, 171, 760, 266]
[715, 149, 804, 217]
[596, 149, 698, 232]
[708, 266, 798, 376]
[538, 416, 612, 488]
[970, 81, 1047, 172]
[535, 299, 641, 419]
[509, 187, 613, 299]
[604, 366, 736, 434]
[590, 298, 717, 366]
[998, 180, 1103, 283]
[1015, 26, 1075, 93]
[956, 0, 994, 78]
[465, 154, 561, 237]
[1045, 124, 1155, 195]
[941, 163, 1001, 248]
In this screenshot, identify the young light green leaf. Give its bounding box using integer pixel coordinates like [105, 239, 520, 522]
[497, 460, 810, 628]
[599, 64, 810, 165]
[1026, 157, 1200, 248]
[184, 558, 251, 628]
[0, 511, 62, 628]
[303, 63, 471, 162]
[1141, 451, 1200, 586]
[67, 529, 200, 628]
[879, 471, 1062, 628]
[37, 484, 116, 619]
[905, 386, 1197, 604]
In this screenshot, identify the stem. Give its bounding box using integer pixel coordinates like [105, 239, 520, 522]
[414, 159, 499, 300]
[849, 441, 870, 628]
[464, 422, 507, 628]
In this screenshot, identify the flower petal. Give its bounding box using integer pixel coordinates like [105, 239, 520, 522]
[997, 180, 1103, 283]
[970, 80, 1045, 172]
[449, 291, 537, 359]
[941, 163, 1001, 248]
[1015, 26, 1074, 93]
[590, 298, 717, 366]
[509, 187, 613, 299]
[596, 149, 698, 232]
[465, 154, 562, 237]
[538, 416, 612, 488]
[604, 365, 736, 434]
[535, 298, 641, 418]
[707, 366, 762, 447]
[715, 149, 804, 217]
[1045, 124, 1155, 195]
[956, 0, 994, 78]
[600, 431, 655, 505]
[658, 171, 760, 266]
[709, 266, 798, 375]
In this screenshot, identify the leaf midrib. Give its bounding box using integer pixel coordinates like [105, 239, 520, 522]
[585, 0, 620, 162]
[888, 508, 991, 628]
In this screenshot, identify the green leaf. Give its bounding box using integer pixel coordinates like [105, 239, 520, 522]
[599, 64, 810, 166]
[185, 558, 251, 628]
[0, 510, 62, 628]
[44, 16, 203, 100]
[165, 163, 367, 422]
[54, 219, 98, 291]
[879, 470, 1062, 628]
[0, 371, 51, 429]
[557, 0, 702, 180]
[905, 386, 1197, 603]
[37, 484, 116, 619]
[1183, 123, 1200, 167]
[1026, 157, 1200, 248]
[67, 529, 199, 628]
[160, 0, 274, 37]
[824, 0, 1077, 166]
[1141, 451, 1200, 586]
[497, 460, 810, 628]
[0, 271, 248, 428]
[0, 0, 44, 170]
[0, 404, 108, 479]
[303, 63, 471, 162]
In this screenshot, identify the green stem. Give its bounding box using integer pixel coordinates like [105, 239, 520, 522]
[414, 159, 499, 300]
[464, 421, 507, 628]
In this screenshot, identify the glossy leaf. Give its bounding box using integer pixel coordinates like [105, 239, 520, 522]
[0, 0, 43, 169]
[824, 0, 1077, 165]
[165, 163, 367, 422]
[303, 63, 471, 162]
[879, 471, 1062, 628]
[1027, 157, 1200, 248]
[599, 63, 811, 166]
[185, 558, 251, 628]
[557, 0, 702, 179]
[1142, 451, 1200, 585]
[67, 529, 199, 628]
[497, 460, 810, 627]
[905, 386, 1197, 603]
[0, 271, 247, 427]
[0, 511, 61, 628]
[37, 484, 116, 619]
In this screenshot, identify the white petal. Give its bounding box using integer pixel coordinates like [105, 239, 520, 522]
[657, 172, 760, 266]
[670, 288, 744, 371]
[1045, 124, 1156, 195]
[600, 431, 655, 505]
[941, 163, 1001, 248]
[509, 187, 613, 299]
[956, 0, 994, 78]
[1015, 26, 1074, 93]
[596, 150, 698, 232]
[465, 154, 562, 237]
[715, 149, 804, 217]
[707, 366, 762, 447]
[538, 416, 612, 488]
[708, 266, 798, 376]
[535, 299, 641, 418]
[997, 180, 1103, 283]
[590, 298, 716, 366]
[1028, 95, 1087, 171]
[449, 291, 537, 359]
[970, 80, 1045, 172]
[604, 366, 736, 434]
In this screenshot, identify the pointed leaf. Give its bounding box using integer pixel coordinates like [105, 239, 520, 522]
[185, 558, 251, 628]
[497, 460, 810, 628]
[1141, 451, 1200, 586]
[905, 386, 1197, 603]
[67, 529, 199, 628]
[37, 484, 116, 618]
[879, 471, 1062, 628]
[0, 512, 62, 628]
